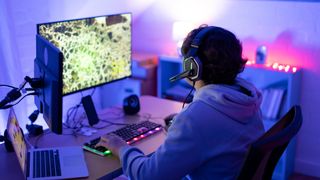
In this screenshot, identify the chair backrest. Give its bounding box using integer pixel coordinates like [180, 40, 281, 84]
[237, 105, 303, 180]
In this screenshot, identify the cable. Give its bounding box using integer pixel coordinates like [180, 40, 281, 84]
[65, 103, 82, 129]
[0, 88, 22, 108]
[64, 88, 98, 130]
[25, 88, 36, 91]
[65, 91, 91, 130]
[64, 88, 144, 135]
[71, 106, 83, 129]
[0, 77, 32, 108]
[0, 84, 17, 89]
[0, 92, 37, 109]
[182, 81, 196, 109]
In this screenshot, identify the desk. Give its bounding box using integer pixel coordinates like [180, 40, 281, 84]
[0, 96, 182, 179]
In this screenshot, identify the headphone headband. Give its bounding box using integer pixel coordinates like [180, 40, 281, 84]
[187, 26, 217, 57]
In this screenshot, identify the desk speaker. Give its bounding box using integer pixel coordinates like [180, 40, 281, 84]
[0, 129, 15, 152]
[123, 94, 140, 115]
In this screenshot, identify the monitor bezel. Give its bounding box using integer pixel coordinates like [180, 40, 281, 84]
[36, 12, 133, 96]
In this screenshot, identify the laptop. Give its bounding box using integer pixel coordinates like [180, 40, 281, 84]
[7, 108, 89, 179]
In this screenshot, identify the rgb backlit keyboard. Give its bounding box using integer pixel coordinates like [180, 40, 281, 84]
[83, 121, 162, 156]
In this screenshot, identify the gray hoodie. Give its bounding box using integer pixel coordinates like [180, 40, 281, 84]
[119, 78, 265, 180]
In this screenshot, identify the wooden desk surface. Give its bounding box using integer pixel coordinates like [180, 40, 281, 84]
[0, 96, 182, 179]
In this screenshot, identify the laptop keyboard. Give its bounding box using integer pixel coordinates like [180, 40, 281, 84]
[83, 121, 162, 156]
[32, 149, 61, 178]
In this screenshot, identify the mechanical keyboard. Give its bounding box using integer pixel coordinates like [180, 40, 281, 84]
[83, 121, 163, 156]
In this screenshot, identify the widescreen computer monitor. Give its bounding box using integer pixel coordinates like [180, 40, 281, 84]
[37, 13, 132, 95]
[34, 34, 63, 134]
[35, 13, 132, 132]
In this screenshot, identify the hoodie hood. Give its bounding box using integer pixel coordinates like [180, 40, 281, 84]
[193, 77, 262, 123]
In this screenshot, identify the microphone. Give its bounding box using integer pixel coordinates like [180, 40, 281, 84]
[169, 70, 193, 82]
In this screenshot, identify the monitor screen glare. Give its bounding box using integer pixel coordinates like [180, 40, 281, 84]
[38, 13, 132, 95]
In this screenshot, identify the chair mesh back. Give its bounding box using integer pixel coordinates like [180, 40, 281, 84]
[237, 105, 302, 180]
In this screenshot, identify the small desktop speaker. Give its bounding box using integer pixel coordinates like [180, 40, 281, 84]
[123, 94, 140, 115]
[0, 129, 15, 152]
[81, 95, 99, 126]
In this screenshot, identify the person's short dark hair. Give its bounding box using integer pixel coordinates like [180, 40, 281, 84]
[181, 25, 247, 85]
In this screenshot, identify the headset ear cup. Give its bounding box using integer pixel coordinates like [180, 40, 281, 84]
[183, 57, 202, 81]
[192, 56, 202, 81]
[123, 94, 140, 115]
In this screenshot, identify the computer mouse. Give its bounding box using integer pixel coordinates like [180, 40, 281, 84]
[164, 113, 178, 131]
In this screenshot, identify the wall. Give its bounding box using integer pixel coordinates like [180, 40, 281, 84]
[0, 0, 319, 177]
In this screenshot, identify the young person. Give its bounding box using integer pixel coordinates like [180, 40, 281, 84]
[96, 25, 265, 180]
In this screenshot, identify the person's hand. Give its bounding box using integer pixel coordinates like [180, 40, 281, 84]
[95, 134, 129, 157]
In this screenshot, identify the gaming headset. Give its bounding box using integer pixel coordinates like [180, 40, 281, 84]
[169, 26, 217, 82]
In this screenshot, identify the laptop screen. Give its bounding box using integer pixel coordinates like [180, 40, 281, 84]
[7, 108, 27, 174]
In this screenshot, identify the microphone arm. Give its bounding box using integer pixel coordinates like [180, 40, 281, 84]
[169, 70, 193, 82]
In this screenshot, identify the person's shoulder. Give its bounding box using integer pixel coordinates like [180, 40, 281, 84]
[178, 100, 214, 120]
